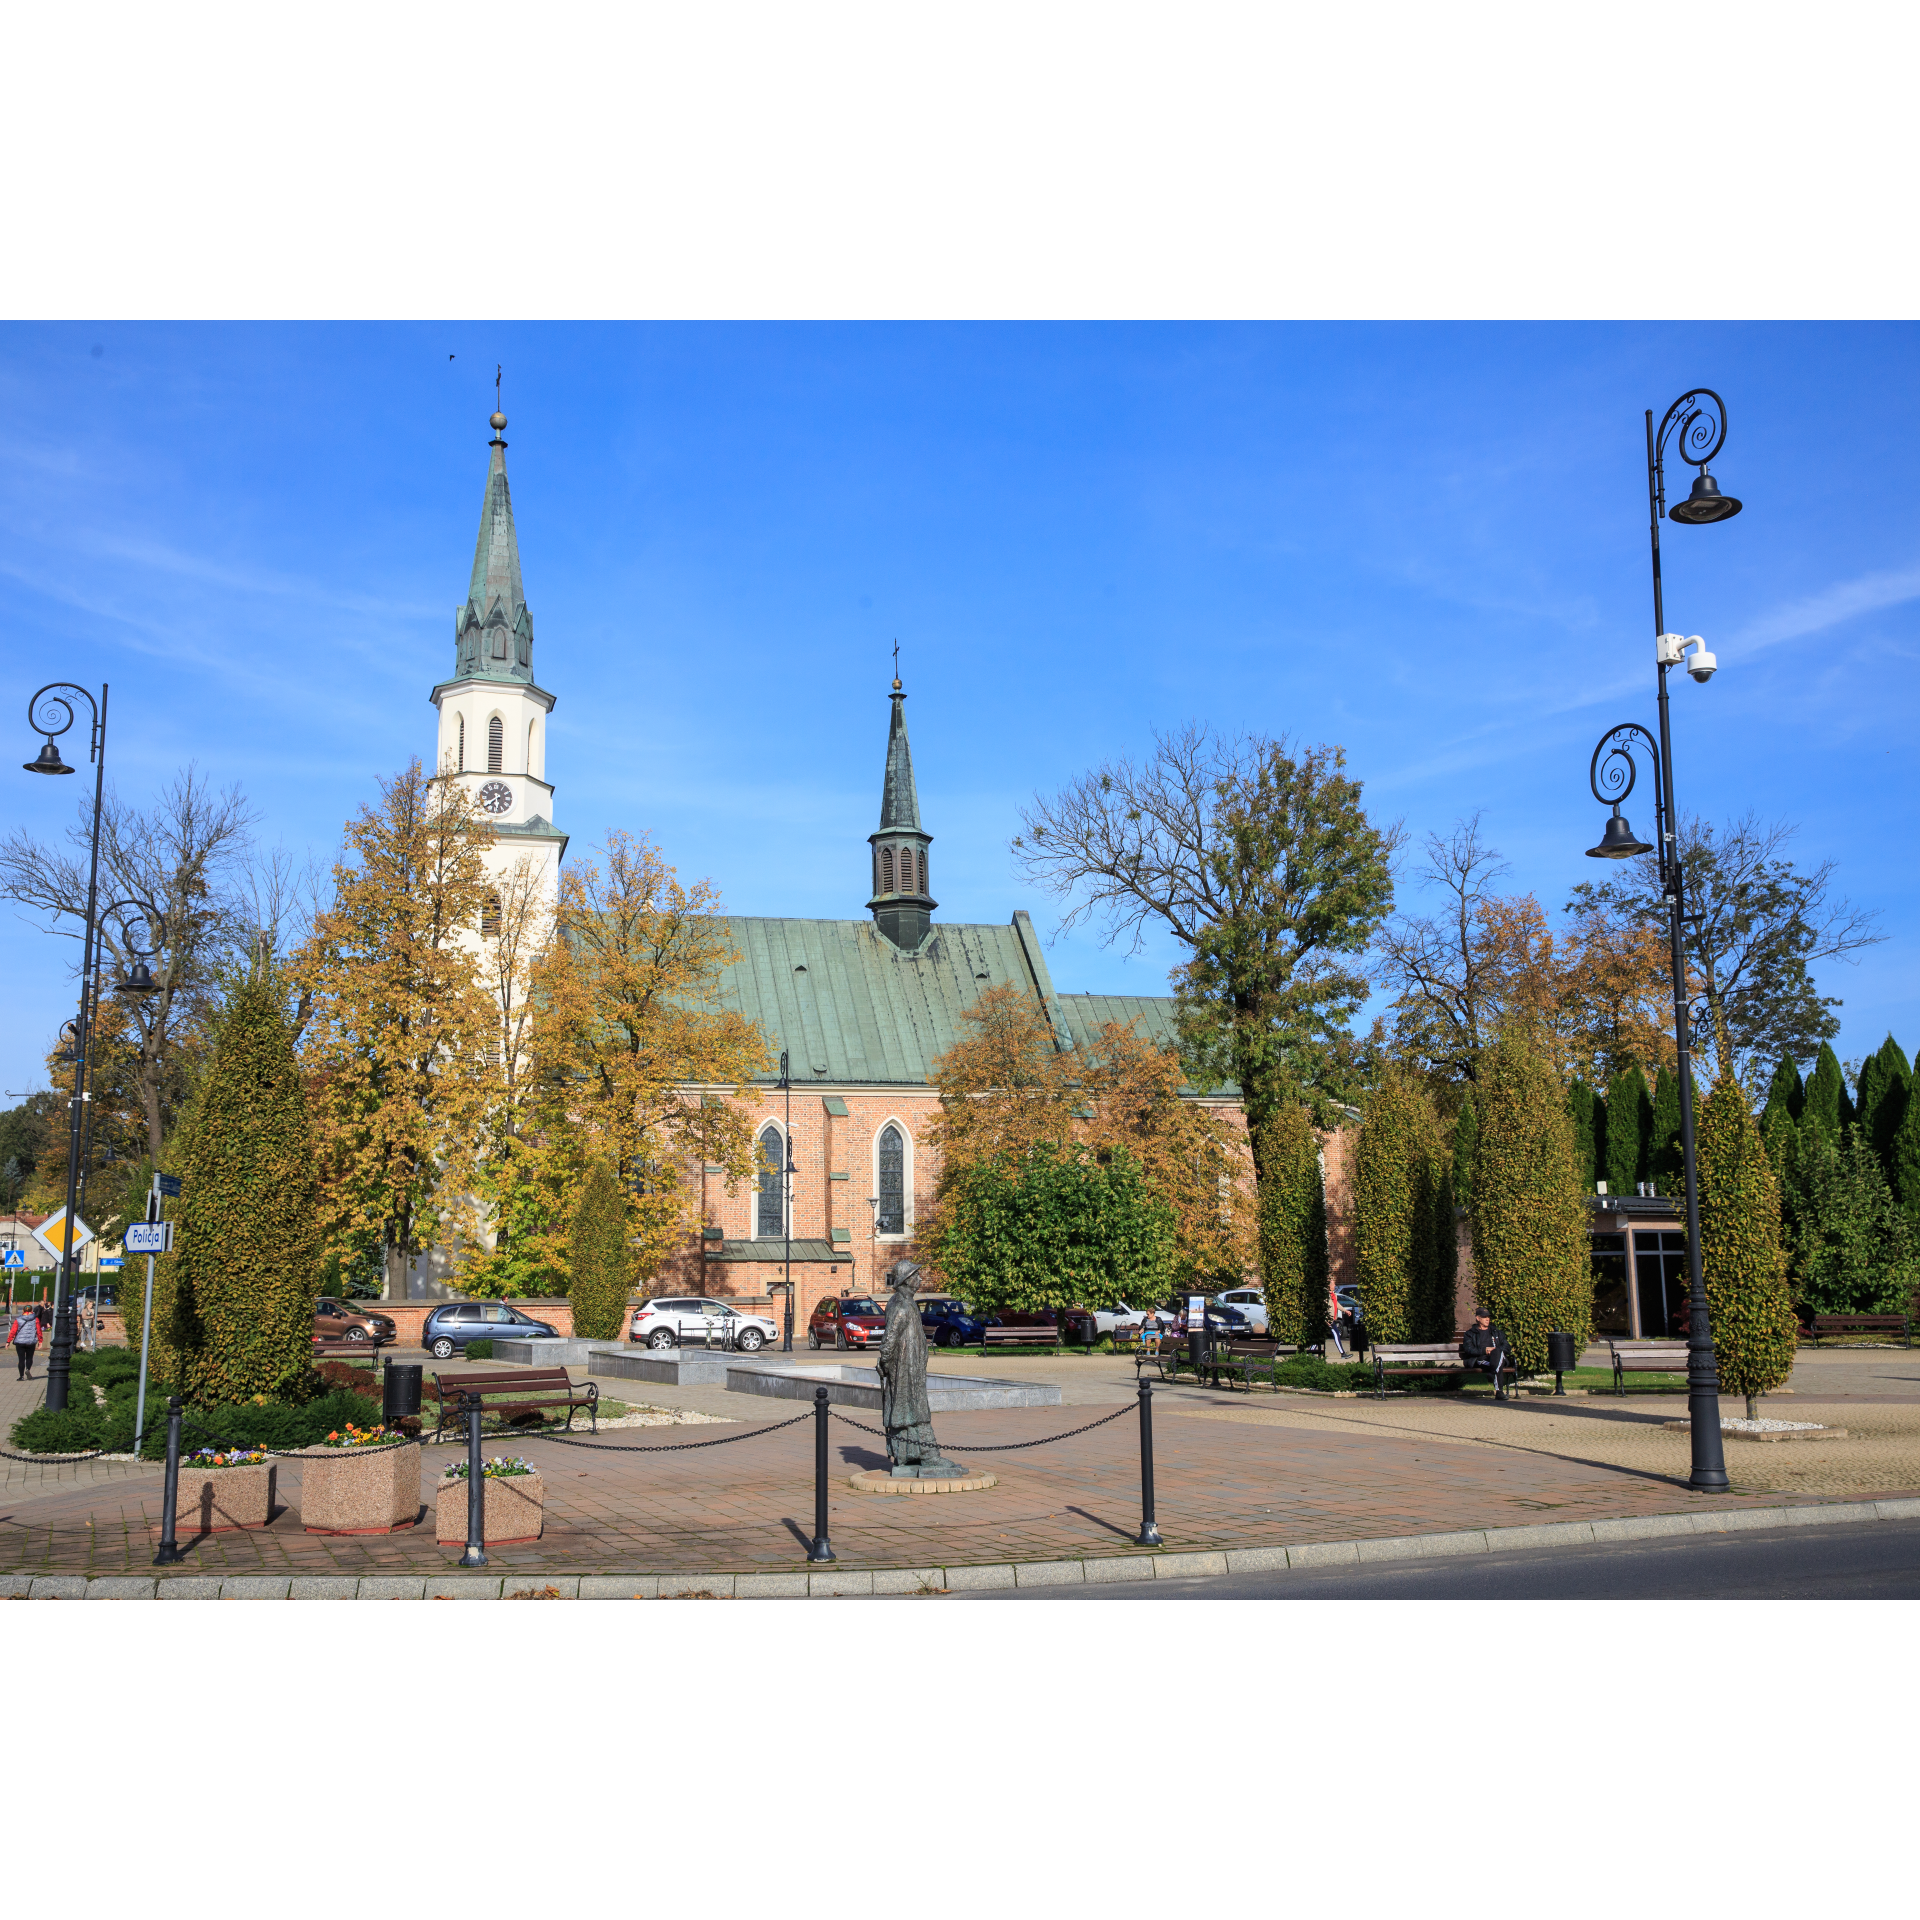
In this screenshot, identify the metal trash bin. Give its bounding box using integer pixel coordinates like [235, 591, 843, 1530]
[383, 1362, 423, 1426]
[1545, 1330, 1577, 1395]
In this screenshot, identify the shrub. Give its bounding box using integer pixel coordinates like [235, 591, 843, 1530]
[567, 1160, 630, 1342]
[313, 1361, 382, 1400]
[465, 1339, 494, 1360]
[1253, 1106, 1328, 1348]
[8, 1404, 103, 1455]
[155, 975, 322, 1403]
[1696, 1074, 1798, 1419]
[1269, 1353, 1373, 1392]
[1783, 1129, 1919, 1315]
[1469, 1027, 1592, 1373]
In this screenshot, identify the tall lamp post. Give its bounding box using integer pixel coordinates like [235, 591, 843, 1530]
[1582, 388, 1742, 1495]
[21, 682, 111, 1412]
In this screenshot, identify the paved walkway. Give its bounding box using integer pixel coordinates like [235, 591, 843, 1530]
[6, 1342, 1915, 1580]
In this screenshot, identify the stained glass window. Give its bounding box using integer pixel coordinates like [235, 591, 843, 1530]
[877, 1124, 905, 1234]
[756, 1126, 785, 1237]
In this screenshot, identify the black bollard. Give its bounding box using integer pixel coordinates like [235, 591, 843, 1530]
[153, 1397, 185, 1567]
[459, 1390, 487, 1568]
[1135, 1380, 1162, 1548]
[808, 1385, 836, 1563]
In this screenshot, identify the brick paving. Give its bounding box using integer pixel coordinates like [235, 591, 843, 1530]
[6, 1344, 1915, 1581]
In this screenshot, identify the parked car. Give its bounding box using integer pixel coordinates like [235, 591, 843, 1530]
[808, 1295, 889, 1350]
[918, 1295, 988, 1348]
[1088, 1302, 1154, 1336]
[630, 1297, 777, 1352]
[1154, 1295, 1250, 1338]
[421, 1301, 557, 1360]
[315, 1297, 397, 1346]
[1213, 1287, 1269, 1335]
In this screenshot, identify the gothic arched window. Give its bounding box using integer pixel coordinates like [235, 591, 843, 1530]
[516, 632, 530, 667]
[491, 621, 507, 659]
[877, 1124, 905, 1234]
[756, 1125, 786, 1237]
[881, 847, 895, 894]
[457, 715, 466, 771]
[488, 716, 504, 772]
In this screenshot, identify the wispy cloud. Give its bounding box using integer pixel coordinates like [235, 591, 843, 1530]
[1732, 564, 1920, 657]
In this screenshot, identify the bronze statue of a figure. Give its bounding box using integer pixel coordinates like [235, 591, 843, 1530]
[877, 1259, 966, 1478]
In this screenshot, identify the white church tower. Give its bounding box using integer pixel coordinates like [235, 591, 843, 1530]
[430, 408, 567, 903]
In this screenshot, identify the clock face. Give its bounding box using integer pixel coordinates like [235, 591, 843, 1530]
[479, 780, 513, 816]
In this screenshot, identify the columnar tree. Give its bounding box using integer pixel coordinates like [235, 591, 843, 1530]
[1650, 1066, 1683, 1198]
[1468, 1027, 1592, 1373]
[151, 966, 320, 1403]
[1800, 1041, 1853, 1146]
[566, 1160, 631, 1341]
[1566, 1079, 1597, 1191]
[1254, 1105, 1328, 1347]
[1890, 1071, 1920, 1231]
[1603, 1066, 1651, 1196]
[1760, 1054, 1805, 1134]
[1451, 1089, 1478, 1208]
[1857, 1036, 1911, 1180]
[1696, 1074, 1798, 1420]
[1351, 1074, 1448, 1344]
[1783, 1130, 1918, 1315]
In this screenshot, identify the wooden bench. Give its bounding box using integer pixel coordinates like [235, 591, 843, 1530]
[1371, 1341, 1519, 1399]
[982, 1324, 1063, 1351]
[1800, 1314, 1912, 1348]
[1606, 1341, 1691, 1394]
[312, 1334, 386, 1359]
[1132, 1335, 1188, 1383]
[1204, 1339, 1290, 1391]
[428, 1366, 598, 1442]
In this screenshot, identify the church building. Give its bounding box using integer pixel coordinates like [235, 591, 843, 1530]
[423, 411, 1256, 1326]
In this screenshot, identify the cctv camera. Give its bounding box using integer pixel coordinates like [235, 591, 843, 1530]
[1688, 646, 1717, 683]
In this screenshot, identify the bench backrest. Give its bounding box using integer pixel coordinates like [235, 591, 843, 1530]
[430, 1368, 575, 1398]
[1608, 1342, 1687, 1356]
[1373, 1344, 1462, 1363]
[1811, 1315, 1906, 1329]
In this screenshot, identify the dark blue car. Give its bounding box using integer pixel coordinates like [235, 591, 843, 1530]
[918, 1295, 989, 1349]
[422, 1301, 560, 1360]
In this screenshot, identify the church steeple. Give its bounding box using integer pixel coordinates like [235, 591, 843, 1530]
[867, 670, 937, 950]
[452, 411, 536, 683]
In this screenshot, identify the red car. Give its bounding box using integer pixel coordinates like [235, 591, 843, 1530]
[808, 1295, 889, 1350]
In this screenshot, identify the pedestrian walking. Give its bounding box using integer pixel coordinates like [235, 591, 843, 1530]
[9, 1303, 40, 1380]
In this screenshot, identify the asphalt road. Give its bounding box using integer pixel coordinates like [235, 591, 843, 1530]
[956, 1518, 1920, 1600]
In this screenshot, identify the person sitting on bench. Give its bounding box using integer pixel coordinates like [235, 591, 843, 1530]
[1458, 1307, 1512, 1401]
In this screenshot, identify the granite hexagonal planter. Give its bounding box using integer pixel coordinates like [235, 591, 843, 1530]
[299, 1442, 421, 1534]
[436, 1470, 545, 1547]
[172, 1462, 276, 1533]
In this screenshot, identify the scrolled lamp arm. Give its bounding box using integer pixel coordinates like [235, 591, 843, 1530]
[1651, 388, 1729, 518]
[1588, 722, 1668, 883]
[27, 681, 102, 759]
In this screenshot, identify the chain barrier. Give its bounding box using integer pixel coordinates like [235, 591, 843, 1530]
[462, 1411, 812, 1454]
[830, 1401, 1133, 1452]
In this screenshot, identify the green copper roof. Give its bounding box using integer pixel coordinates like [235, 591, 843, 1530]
[877, 687, 923, 831]
[452, 424, 537, 685]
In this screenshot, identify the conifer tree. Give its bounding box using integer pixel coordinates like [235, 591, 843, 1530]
[1566, 1079, 1597, 1192]
[1469, 1027, 1592, 1372]
[1650, 1065, 1683, 1197]
[1888, 1075, 1920, 1231]
[1760, 1054, 1805, 1134]
[1800, 1041, 1852, 1145]
[1423, 1143, 1460, 1339]
[152, 968, 321, 1403]
[567, 1159, 632, 1342]
[1603, 1065, 1651, 1195]
[1451, 1088, 1477, 1208]
[1254, 1105, 1329, 1347]
[1857, 1036, 1911, 1179]
[1696, 1074, 1798, 1420]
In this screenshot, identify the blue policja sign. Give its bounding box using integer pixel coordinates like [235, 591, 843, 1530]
[125, 1223, 173, 1255]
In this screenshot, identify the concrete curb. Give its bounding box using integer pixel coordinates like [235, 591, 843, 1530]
[10, 1497, 1918, 1600]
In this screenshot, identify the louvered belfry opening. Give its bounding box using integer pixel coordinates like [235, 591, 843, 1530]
[488, 716, 504, 772]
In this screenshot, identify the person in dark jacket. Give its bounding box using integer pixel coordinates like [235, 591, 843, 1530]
[1459, 1307, 1511, 1401]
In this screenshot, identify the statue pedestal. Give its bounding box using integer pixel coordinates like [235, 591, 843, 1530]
[848, 1467, 997, 1495]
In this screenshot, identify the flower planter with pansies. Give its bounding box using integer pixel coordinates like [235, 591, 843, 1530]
[171, 1447, 276, 1534]
[436, 1456, 545, 1546]
[299, 1423, 421, 1535]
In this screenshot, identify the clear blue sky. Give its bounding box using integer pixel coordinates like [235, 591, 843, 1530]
[4, 322, 1915, 1100]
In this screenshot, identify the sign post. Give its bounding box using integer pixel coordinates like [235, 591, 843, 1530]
[127, 1180, 176, 1455]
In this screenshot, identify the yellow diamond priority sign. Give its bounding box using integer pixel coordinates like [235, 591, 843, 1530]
[30, 1209, 94, 1262]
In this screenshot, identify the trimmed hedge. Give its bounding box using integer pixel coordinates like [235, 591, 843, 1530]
[1255, 1106, 1330, 1348]
[1469, 1028, 1592, 1373]
[1351, 1076, 1451, 1343]
[1696, 1074, 1798, 1418]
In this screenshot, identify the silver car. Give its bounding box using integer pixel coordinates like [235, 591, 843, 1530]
[630, 1296, 777, 1352]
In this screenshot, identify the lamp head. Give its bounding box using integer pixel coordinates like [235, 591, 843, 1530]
[23, 739, 73, 776]
[1587, 809, 1653, 860]
[1668, 468, 1742, 524]
[115, 959, 159, 997]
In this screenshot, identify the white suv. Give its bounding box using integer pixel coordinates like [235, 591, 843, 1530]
[631, 1296, 777, 1353]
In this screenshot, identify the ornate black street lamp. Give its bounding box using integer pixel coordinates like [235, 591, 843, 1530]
[21, 682, 109, 1412]
[1582, 389, 1743, 1495]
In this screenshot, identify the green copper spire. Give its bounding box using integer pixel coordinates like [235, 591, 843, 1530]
[868, 671, 936, 950]
[451, 412, 535, 683]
